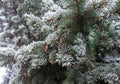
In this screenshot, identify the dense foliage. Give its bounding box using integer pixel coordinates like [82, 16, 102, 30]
[0, 0, 120, 84]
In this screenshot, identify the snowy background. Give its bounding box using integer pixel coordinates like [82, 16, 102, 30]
[0, 67, 6, 84]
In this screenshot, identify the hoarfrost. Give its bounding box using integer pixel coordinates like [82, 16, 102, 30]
[45, 33, 57, 44]
[11, 15, 21, 23]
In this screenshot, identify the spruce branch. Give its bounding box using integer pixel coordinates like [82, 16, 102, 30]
[106, 5, 120, 18]
[75, 0, 80, 13]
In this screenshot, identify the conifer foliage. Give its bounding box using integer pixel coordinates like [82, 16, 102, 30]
[0, 0, 120, 84]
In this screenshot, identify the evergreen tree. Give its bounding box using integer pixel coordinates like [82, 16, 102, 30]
[0, 0, 120, 84]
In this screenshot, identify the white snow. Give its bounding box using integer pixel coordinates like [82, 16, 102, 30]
[0, 47, 15, 56]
